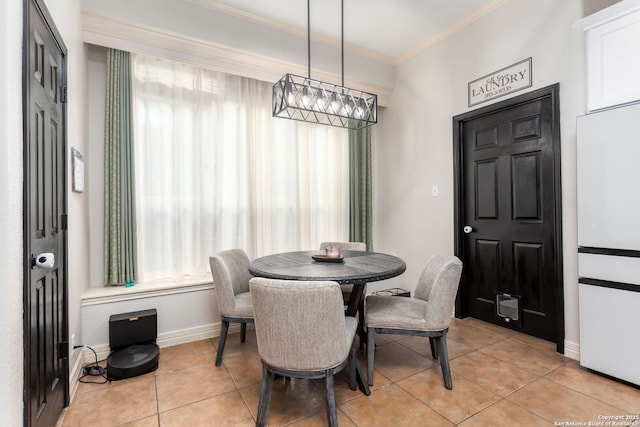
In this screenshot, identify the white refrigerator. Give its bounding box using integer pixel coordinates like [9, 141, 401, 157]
[577, 102, 640, 386]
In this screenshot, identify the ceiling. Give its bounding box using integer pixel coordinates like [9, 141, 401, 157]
[184, 0, 510, 63]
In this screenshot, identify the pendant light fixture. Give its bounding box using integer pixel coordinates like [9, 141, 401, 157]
[272, 0, 377, 129]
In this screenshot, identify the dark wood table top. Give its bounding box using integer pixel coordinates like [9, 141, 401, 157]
[248, 250, 406, 284]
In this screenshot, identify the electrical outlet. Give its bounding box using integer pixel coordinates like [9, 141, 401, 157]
[431, 185, 439, 197]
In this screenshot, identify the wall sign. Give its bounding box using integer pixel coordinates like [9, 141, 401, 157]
[468, 58, 532, 107]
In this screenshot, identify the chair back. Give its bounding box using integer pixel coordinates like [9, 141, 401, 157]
[414, 254, 463, 329]
[320, 241, 367, 251]
[209, 249, 252, 317]
[250, 278, 350, 371]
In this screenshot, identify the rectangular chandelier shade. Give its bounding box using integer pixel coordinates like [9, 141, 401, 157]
[272, 73, 377, 130]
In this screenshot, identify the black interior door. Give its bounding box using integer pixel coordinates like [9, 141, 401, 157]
[453, 85, 564, 352]
[24, 0, 68, 425]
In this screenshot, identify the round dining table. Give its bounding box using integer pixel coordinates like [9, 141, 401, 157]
[248, 250, 407, 317]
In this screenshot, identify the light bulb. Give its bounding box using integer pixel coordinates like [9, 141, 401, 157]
[329, 93, 341, 114]
[341, 102, 353, 117]
[287, 92, 296, 106]
[301, 86, 311, 109]
[284, 79, 295, 106]
[314, 90, 326, 111]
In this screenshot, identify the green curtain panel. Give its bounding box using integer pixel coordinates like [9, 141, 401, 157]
[104, 49, 137, 286]
[348, 127, 373, 250]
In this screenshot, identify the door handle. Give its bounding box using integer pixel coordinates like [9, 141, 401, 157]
[463, 225, 473, 234]
[32, 253, 55, 270]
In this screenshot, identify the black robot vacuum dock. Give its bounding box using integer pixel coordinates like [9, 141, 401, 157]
[107, 309, 159, 380]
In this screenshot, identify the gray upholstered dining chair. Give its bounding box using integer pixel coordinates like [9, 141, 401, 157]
[365, 254, 463, 389]
[209, 249, 254, 366]
[250, 277, 369, 427]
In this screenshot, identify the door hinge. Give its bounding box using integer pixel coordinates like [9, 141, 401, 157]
[61, 214, 68, 231]
[60, 84, 67, 103]
[58, 341, 69, 359]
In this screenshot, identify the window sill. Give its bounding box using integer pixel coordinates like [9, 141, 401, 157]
[81, 276, 214, 306]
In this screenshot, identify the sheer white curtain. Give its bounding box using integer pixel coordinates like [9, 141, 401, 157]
[132, 54, 349, 281]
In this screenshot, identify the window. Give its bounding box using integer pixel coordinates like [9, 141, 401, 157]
[132, 54, 349, 281]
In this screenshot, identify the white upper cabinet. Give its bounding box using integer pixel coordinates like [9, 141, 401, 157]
[575, 0, 640, 111]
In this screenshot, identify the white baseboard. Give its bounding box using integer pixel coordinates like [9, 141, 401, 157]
[68, 350, 86, 403]
[564, 339, 580, 361]
[157, 322, 219, 348]
[80, 321, 242, 361]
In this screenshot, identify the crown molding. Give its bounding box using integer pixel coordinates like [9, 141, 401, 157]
[182, 0, 394, 65]
[184, 0, 513, 66]
[394, 0, 513, 64]
[82, 11, 392, 106]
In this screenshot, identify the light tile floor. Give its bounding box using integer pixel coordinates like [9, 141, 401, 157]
[57, 317, 640, 426]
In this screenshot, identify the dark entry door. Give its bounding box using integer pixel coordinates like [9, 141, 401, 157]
[453, 85, 564, 352]
[24, 0, 69, 426]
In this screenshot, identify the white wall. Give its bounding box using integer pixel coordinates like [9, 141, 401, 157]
[373, 0, 585, 355]
[80, 285, 219, 359]
[87, 45, 107, 287]
[0, 0, 88, 421]
[0, 1, 26, 424]
[43, 0, 91, 379]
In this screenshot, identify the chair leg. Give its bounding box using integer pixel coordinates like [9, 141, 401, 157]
[240, 322, 247, 343]
[437, 333, 453, 390]
[215, 319, 230, 366]
[429, 337, 438, 360]
[358, 307, 366, 350]
[358, 285, 367, 349]
[256, 363, 274, 427]
[349, 340, 357, 391]
[354, 358, 371, 396]
[324, 372, 338, 427]
[367, 327, 376, 386]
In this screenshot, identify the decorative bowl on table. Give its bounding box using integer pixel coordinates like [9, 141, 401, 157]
[312, 253, 344, 263]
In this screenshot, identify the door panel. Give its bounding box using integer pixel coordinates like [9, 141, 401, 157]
[475, 160, 498, 219]
[511, 152, 541, 220]
[25, 0, 68, 426]
[513, 242, 544, 312]
[454, 85, 563, 351]
[475, 239, 501, 303]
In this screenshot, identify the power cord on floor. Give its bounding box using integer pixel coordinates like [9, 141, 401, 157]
[74, 345, 110, 384]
